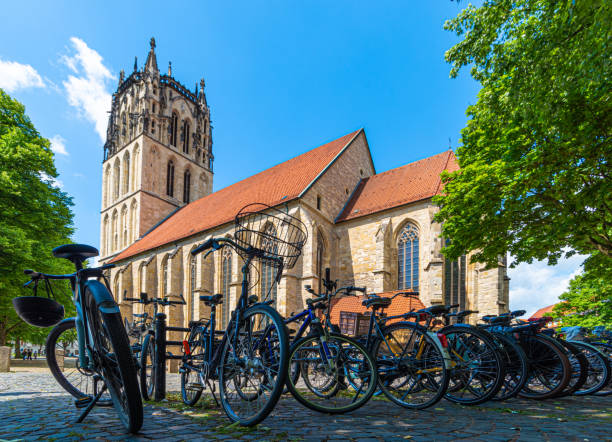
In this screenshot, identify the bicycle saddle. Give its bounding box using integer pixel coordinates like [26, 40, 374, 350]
[419, 305, 449, 316]
[52, 244, 98, 261]
[200, 294, 223, 305]
[362, 297, 392, 309]
[133, 313, 147, 318]
[511, 310, 526, 317]
[482, 315, 510, 325]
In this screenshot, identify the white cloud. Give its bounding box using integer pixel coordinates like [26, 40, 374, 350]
[61, 37, 113, 141]
[50, 135, 68, 156]
[0, 59, 45, 92]
[508, 253, 586, 317]
[39, 172, 64, 189]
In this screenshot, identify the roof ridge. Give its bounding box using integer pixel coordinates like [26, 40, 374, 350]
[369, 150, 451, 180]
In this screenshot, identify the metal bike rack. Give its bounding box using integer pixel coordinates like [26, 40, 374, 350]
[152, 312, 190, 401]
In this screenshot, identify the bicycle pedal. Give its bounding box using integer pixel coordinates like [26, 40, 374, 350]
[186, 383, 204, 392]
[74, 396, 92, 409]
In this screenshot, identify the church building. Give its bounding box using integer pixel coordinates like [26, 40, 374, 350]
[100, 40, 510, 344]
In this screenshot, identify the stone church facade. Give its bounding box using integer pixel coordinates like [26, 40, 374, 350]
[100, 40, 510, 346]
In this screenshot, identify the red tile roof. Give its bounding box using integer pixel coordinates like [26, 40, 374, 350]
[530, 303, 561, 319]
[329, 290, 425, 326]
[112, 129, 362, 262]
[336, 150, 458, 222]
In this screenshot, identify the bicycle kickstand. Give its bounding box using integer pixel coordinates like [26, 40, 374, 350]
[75, 384, 107, 423]
[206, 379, 220, 407]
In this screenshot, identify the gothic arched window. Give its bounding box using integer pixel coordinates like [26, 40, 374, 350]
[140, 264, 147, 293]
[104, 166, 111, 207]
[114, 275, 121, 302]
[132, 145, 139, 192]
[221, 248, 232, 327]
[183, 170, 191, 203]
[260, 224, 278, 306]
[182, 121, 190, 154]
[130, 200, 138, 242]
[113, 159, 121, 201]
[170, 112, 178, 146]
[166, 161, 174, 197]
[111, 210, 119, 252]
[123, 152, 130, 195]
[316, 231, 325, 294]
[398, 223, 419, 291]
[162, 257, 169, 297]
[121, 205, 128, 248]
[121, 112, 127, 138]
[190, 255, 197, 321]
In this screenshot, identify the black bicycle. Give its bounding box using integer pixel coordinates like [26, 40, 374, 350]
[180, 203, 306, 425]
[14, 244, 143, 433]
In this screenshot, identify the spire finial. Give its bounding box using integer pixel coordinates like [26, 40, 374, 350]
[168, 61, 172, 76]
[119, 69, 125, 85]
[150, 37, 156, 50]
[133, 56, 138, 72]
[200, 78, 205, 90]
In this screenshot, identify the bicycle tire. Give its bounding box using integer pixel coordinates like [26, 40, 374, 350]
[554, 339, 588, 397]
[489, 331, 528, 401]
[85, 281, 143, 433]
[519, 333, 571, 400]
[440, 325, 506, 405]
[592, 342, 612, 396]
[286, 333, 378, 414]
[45, 318, 113, 406]
[373, 321, 449, 410]
[139, 333, 155, 401]
[218, 303, 288, 426]
[569, 341, 611, 396]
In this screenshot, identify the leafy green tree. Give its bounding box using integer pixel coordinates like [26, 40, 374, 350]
[553, 253, 612, 327]
[435, 0, 611, 268]
[0, 89, 75, 346]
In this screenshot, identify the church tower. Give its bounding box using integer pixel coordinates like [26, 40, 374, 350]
[100, 38, 213, 261]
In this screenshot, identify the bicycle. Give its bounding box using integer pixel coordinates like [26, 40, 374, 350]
[123, 292, 186, 400]
[343, 291, 451, 409]
[283, 284, 378, 414]
[14, 244, 143, 433]
[180, 203, 306, 425]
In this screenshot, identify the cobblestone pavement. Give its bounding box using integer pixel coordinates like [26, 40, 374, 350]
[1, 371, 610, 441]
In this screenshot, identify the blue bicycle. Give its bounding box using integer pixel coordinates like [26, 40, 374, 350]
[14, 244, 143, 433]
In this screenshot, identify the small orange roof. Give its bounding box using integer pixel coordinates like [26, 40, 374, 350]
[113, 129, 362, 262]
[336, 150, 458, 222]
[530, 303, 559, 319]
[329, 290, 425, 325]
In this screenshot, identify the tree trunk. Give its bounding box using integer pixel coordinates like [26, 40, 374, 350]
[14, 337, 21, 359]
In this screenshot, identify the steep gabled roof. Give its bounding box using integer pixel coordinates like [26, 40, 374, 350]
[530, 304, 558, 319]
[112, 129, 362, 262]
[329, 290, 425, 326]
[336, 150, 459, 222]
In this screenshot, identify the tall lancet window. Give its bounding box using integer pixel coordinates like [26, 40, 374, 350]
[260, 224, 278, 307]
[316, 232, 325, 294]
[162, 257, 169, 297]
[190, 255, 197, 321]
[170, 112, 178, 146]
[221, 248, 232, 327]
[398, 223, 419, 291]
[182, 121, 190, 154]
[166, 161, 174, 197]
[183, 170, 191, 203]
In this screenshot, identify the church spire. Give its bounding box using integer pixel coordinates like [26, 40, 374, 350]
[144, 37, 158, 73]
[133, 56, 138, 72]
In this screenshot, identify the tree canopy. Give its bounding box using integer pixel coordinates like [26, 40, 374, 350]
[435, 0, 611, 268]
[0, 89, 75, 345]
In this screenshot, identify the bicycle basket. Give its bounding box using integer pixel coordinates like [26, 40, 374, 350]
[13, 278, 64, 327]
[234, 203, 307, 269]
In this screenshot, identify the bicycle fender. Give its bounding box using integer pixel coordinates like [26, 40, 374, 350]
[84, 280, 121, 314]
[426, 331, 453, 369]
[54, 317, 76, 327]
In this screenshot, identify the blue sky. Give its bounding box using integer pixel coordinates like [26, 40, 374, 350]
[0, 1, 583, 315]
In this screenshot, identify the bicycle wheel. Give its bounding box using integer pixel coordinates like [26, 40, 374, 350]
[554, 339, 588, 397]
[592, 342, 612, 396]
[45, 318, 112, 406]
[440, 325, 505, 405]
[218, 303, 288, 426]
[181, 325, 207, 406]
[139, 333, 155, 401]
[374, 321, 449, 410]
[489, 332, 528, 401]
[286, 333, 377, 414]
[519, 334, 571, 400]
[85, 281, 143, 433]
[570, 341, 611, 396]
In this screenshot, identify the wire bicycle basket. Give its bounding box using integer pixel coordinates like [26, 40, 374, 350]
[234, 202, 308, 270]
